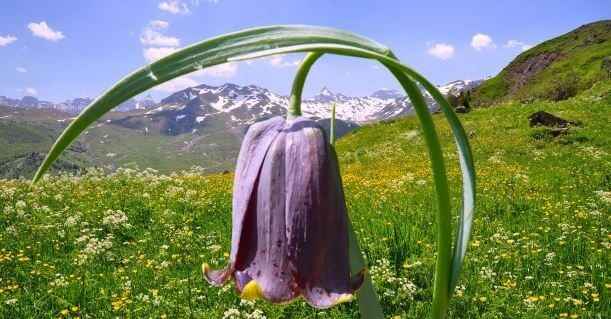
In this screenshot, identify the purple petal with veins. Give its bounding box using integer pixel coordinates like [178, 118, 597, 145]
[203, 116, 363, 308]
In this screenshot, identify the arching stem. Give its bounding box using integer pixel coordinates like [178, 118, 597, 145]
[288, 52, 323, 119]
[384, 63, 452, 318]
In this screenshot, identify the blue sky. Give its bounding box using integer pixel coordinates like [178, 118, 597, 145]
[1, 0, 609, 102]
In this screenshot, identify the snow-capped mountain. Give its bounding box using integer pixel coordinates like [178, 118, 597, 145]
[112, 80, 480, 136]
[122, 82, 412, 137]
[437, 80, 483, 96]
[2, 80, 480, 137]
[0, 95, 156, 114]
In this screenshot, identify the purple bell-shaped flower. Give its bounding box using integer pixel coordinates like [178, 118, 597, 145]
[203, 116, 364, 309]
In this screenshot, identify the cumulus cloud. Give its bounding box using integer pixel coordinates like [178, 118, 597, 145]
[199, 62, 238, 77]
[16, 67, 27, 73]
[28, 21, 65, 41]
[0, 35, 17, 47]
[471, 33, 495, 51]
[159, 1, 190, 14]
[150, 20, 170, 29]
[143, 47, 179, 62]
[24, 87, 38, 96]
[427, 43, 455, 60]
[141, 11, 236, 93]
[504, 40, 533, 51]
[140, 29, 180, 47]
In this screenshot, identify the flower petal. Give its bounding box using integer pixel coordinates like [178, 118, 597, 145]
[234, 130, 299, 302]
[284, 117, 363, 309]
[203, 116, 284, 286]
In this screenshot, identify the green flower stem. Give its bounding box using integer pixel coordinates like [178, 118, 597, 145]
[288, 52, 322, 118]
[385, 65, 452, 318]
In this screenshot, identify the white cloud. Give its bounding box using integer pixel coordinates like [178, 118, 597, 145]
[427, 43, 455, 60]
[0, 35, 17, 47]
[269, 54, 301, 68]
[143, 47, 178, 62]
[24, 87, 38, 96]
[150, 20, 170, 29]
[28, 21, 65, 41]
[140, 29, 180, 47]
[471, 33, 495, 51]
[158, 1, 190, 14]
[504, 40, 533, 51]
[16, 67, 27, 73]
[199, 62, 238, 77]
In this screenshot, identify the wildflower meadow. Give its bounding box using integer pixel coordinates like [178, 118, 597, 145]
[1, 81, 609, 318]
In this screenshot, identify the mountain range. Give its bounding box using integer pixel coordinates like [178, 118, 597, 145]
[0, 79, 479, 178]
[0, 95, 157, 114]
[1, 79, 481, 131]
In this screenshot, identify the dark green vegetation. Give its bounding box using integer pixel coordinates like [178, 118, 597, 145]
[472, 20, 611, 106]
[1, 80, 609, 318]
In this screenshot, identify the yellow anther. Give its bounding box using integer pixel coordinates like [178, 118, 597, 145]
[241, 280, 263, 300]
[201, 263, 210, 274]
[335, 293, 355, 305]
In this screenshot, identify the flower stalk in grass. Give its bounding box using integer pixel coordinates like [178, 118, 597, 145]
[31, 25, 475, 319]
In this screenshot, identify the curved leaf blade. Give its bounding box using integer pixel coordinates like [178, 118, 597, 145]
[32, 25, 391, 182]
[32, 27, 476, 316]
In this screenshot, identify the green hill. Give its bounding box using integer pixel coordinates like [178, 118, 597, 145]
[0, 105, 241, 179]
[473, 20, 611, 106]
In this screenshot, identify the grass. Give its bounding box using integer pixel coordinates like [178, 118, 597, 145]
[473, 20, 611, 106]
[0, 81, 609, 318]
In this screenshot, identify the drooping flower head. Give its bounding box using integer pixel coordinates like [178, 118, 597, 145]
[203, 116, 364, 309]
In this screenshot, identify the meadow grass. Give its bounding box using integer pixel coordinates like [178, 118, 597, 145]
[1, 82, 609, 318]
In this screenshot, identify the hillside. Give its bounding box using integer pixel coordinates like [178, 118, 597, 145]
[1, 80, 608, 318]
[473, 20, 611, 106]
[0, 104, 242, 179]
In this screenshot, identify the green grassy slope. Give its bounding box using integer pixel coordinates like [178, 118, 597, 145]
[473, 20, 611, 106]
[1, 81, 608, 318]
[0, 106, 240, 178]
